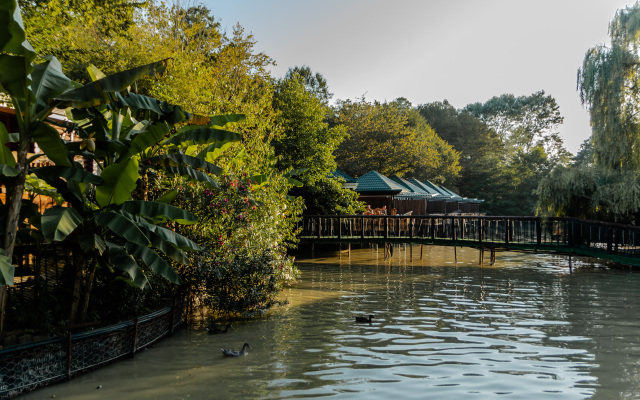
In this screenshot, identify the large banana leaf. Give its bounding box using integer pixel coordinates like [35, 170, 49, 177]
[0, 0, 35, 100]
[41, 206, 83, 242]
[120, 200, 197, 225]
[95, 157, 139, 207]
[78, 233, 106, 255]
[0, 164, 20, 177]
[105, 241, 147, 288]
[208, 114, 245, 127]
[31, 120, 71, 166]
[111, 92, 189, 125]
[132, 216, 202, 251]
[0, 0, 33, 57]
[162, 165, 218, 187]
[162, 127, 242, 146]
[0, 249, 14, 286]
[31, 56, 74, 117]
[124, 242, 181, 284]
[95, 211, 149, 247]
[25, 174, 64, 205]
[0, 122, 15, 166]
[54, 60, 169, 109]
[123, 122, 170, 159]
[148, 231, 189, 265]
[31, 165, 103, 185]
[189, 113, 245, 127]
[155, 189, 178, 204]
[0, 54, 34, 101]
[146, 153, 223, 175]
[197, 141, 233, 162]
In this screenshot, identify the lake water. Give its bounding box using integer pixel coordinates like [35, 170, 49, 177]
[21, 245, 640, 399]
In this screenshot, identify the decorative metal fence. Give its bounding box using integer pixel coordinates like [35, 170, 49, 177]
[0, 300, 186, 399]
[298, 215, 640, 265]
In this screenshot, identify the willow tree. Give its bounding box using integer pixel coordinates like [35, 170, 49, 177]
[537, 3, 640, 222]
[578, 2, 640, 171]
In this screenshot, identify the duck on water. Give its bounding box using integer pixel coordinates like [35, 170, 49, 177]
[222, 343, 251, 357]
[355, 314, 374, 323]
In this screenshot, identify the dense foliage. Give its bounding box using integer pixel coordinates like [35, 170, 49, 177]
[273, 69, 362, 215]
[537, 3, 640, 222]
[11, 0, 638, 335]
[333, 97, 461, 183]
[173, 175, 301, 318]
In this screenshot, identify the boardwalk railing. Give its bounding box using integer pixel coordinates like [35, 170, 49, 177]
[298, 215, 640, 265]
[0, 299, 186, 399]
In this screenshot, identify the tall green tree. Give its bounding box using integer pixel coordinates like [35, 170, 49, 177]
[537, 3, 640, 222]
[284, 65, 333, 105]
[417, 101, 505, 212]
[578, 2, 640, 171]
[332, 97, 460, 182]
[464, 91, 570, 164]
[19, 0, 142, 82]
[273, 69, 360, 214]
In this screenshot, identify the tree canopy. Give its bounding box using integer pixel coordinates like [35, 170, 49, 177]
[464, 91, 570, 164]
[332, 97, 460, 183]
[578, 2, 640, 171]
[537, 3, 640, 222]
[272, 69, 361, 214]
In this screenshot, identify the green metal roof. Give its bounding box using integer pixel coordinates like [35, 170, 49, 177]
[355, 171, 405, 193]
[407, 178, 450, 199]
[331, 169, 355, 183]
[389, 175, 433, 198]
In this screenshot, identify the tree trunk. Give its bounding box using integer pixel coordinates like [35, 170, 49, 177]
[0, 134, 30, 333]
[79, 258, 98, 322]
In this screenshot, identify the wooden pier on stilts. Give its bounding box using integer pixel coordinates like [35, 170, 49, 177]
[297, 215, 640, 267]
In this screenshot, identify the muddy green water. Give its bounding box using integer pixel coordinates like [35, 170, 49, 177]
[21, 246, 640, 399]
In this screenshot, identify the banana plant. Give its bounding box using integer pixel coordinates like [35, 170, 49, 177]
[0, 0, 245, 326]
[31, 78, 245, 322]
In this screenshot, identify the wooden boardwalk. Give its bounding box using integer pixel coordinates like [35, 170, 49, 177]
[297, 215, 640, 266]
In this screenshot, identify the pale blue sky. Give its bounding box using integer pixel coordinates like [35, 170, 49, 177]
[203, 0, 634, 153]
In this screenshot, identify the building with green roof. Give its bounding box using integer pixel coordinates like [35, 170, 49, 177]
[335, 170, 483, 215]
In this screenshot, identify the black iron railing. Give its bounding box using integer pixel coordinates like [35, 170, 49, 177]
[298, 215, 640, 265]
[0, 299, 186, 399]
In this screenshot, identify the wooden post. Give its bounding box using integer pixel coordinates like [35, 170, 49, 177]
[132, 317, 139, 356]
[361, 216, 365, 240]
[170, 298, 177, 335]
[337, 217, 342, 239]
[384, 217, 389, 239]
[430, 218, 435, 241]
[479, 248, 484, 265]
[420, 244, 424, 259]
[409, 217, 414, 240]
[505, 219, 510, 247]
[536, 218, 542, 247]
[568, 254, 572, 273]
[67, 330, 72, 380]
